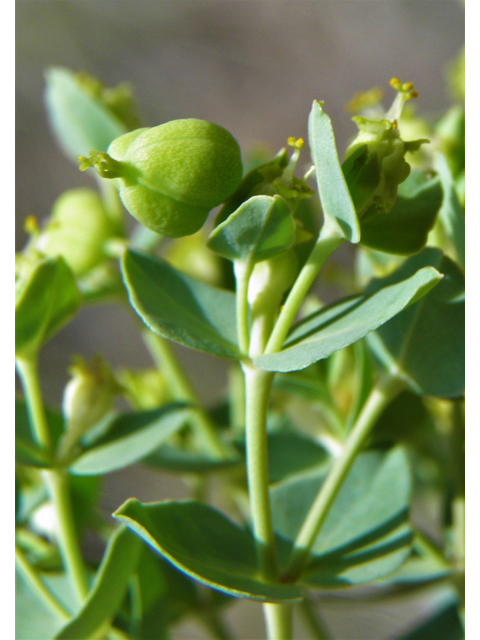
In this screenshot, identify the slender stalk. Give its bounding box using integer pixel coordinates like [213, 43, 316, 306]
[234, 260, 254, 355]
[16, 356, 90, 602]
[15, 543, 71, 619]
[143, 330, 230, 458]
[299, 599, 331, 640]
[283, 375, 402, 581]
[200, 610, 234, 640]
[264, 221, 344, 355]
[243, 365, 278, 581]
[263, 603, 293, 640]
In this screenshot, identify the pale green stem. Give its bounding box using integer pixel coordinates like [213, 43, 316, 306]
[15, 542, 71, 619]
[283, 376, 402, 581]
[263, 603, 293, 640]
[265, 221, 344, 354]
[243, 364, 278, 581]
[94, 175, 124, 226]
[228, 363, 245, 434]
[234, 260, 254, 355]
[16, 357, 90, 603]
[299, 599, 331, 640]
[142, 330, 231, 458]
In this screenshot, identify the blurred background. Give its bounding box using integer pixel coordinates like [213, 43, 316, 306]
[16, 2, 464, 638]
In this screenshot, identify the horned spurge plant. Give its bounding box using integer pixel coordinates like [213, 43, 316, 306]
[16, 60, 464, 640]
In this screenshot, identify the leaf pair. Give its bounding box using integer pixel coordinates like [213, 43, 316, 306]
[114, 447, 413, 602]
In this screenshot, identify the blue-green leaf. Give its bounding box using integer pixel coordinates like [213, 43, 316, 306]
[308, 101, 360, 242]
[15, 257, 81, 359]
[122, 249, 241, 358]
[255, 266, 442, 373]
[359, 170, 443, 255]
[366, 248, 464, 398]
[55, 526, 142, 639]
[70, 404, 191, 475]
[144, 445, 241, 474]
[271, 447, 413, 586]
[44, 67, 127, 162]
[114, 499, 302, 602]
[207, 195, 295, 263]
[434, 153, 465, 268]
[398, 588, 463, 640]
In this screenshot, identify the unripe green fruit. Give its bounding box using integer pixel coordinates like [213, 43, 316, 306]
[106, 119, 243, 237]
[36, 189, 119, 276]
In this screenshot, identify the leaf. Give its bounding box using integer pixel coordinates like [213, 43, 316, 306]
[16, 571, 77, 640]
[114, 499, 302, 602]
[271, 447, 413, 586]
[70, 404, 191, 475]
[15, 256, 81, 359]
[44, 67, 127, 162]
[434, 153, 465, 268]
[359, 170, 443, 255]
[144, 444, 241, 473]
[366, 248, 464, 398]
[255, 265, 442, 373]
[398, 588, 463, 640]
[122, 249, 241, 358]
[308, 101, 360, 242]
[375, 536, 450, 586]
[55, 526, 142, 639]
[207, 195, 295, 264]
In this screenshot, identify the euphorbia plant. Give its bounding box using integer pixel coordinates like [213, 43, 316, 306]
[15, 64, 464, 640]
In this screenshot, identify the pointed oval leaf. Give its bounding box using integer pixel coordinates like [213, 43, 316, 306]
[255, 266, 442, 372]
[114, 499, 302, 602]
[55, 526, 142, 639]
[145, 445, 241, 474]
[359, 170, 443, 255]
[44, 67, 127, 162]
[122, 249, 240, 358]
[271, 447, 413, 586]
[366, 248, 464, 397]
[308, 101, 360, 242]
[207, 195, 295, 264]
[16, 256, 81, 359]
[70, 404, 191, 475]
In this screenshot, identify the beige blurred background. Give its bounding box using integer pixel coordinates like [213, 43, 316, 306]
[16, 2, 464, 638]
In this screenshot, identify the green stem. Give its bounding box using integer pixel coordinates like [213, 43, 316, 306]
[283, 375, 402, 581]
[16, 356, 90, 603]
[243, 365, 278, 581]
[263, 603, 293, 640]
[299, 599, 331, 640]
[234, 260, 253, 355]
[200, 610, 234, 640]
[264, 221, 344, 354]
[143, 330, 230, 458]
[15, 542, 71, 619]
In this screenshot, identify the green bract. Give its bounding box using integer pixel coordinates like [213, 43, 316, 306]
[35, 189, 120, 276]
[82, 119, 243, 237]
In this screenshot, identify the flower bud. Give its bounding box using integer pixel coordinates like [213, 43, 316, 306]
[80, 119, 243, 237]
[34, 189, 121, 276]
[343, 79, 428, 217]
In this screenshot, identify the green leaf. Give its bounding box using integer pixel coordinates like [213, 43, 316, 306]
[15, 398, 64, 467]
[114, 499, 302, 602]
[144, 444, 241, 473]
[55, 526, 142, 639]
[271, 447, 413, 586]
[434, 153, 465, 267]
[366, 248, 464, 398]
[122, 249, 241, 358]
[214, 149, 289, 227]
[44, 67, 127, 162]
[375, 536, 450, 586]
[308, 101, 360, 242]
[15, 256, 81, 359]
[359, 170, 443, 255]
[398, 588, 463, 640]
[16, 571, 77, 640]
[207, 195, 295, 264]
[70, 404, 191, 475]
[255, 265, 442, 373]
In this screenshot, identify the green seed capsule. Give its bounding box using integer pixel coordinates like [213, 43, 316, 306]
[36, 189, 120, 276]
[80, 119, 243, 237]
